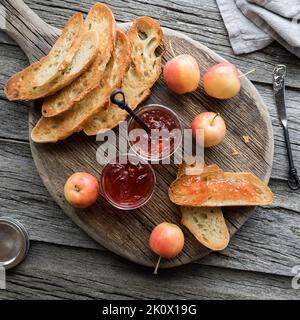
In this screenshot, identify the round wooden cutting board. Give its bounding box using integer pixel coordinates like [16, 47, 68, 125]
[2, 0, 273, 269]
[27, 23, 273, 268]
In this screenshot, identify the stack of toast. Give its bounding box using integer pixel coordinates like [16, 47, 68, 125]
[5, 3, 165, 143]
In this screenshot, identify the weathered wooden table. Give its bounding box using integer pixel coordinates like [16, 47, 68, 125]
[0, 0, 299, 300]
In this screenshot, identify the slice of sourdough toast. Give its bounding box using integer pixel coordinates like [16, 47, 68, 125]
[169, 169, 273, 207]
[41, 3, 116, 118]
[33, 30, 99, 101]
[7, 30, 98, 103]
[31, 29, 131, 143]
[83, 16, 165, 135]
[32, 13, 85, 87]
[5, 13, 85, 101]
[181, 206, 230, 251]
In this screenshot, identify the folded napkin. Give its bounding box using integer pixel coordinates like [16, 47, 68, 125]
[216, 0, 300, 57]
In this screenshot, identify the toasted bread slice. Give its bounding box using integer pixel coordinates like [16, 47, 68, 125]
[181, 207, 230, 251]
[83, 16, 165, 135]
[31, 30, 131, 143]
[32, 13, 84, 87]
[35, 30, 98, 100]
[5, 13, 84, 101]
[41, 3, 116, 117]
[169, 170, 273, 207]
[7, 30, 98, 103]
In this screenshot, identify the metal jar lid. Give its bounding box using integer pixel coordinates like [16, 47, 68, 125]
[0, 217, 30, 270]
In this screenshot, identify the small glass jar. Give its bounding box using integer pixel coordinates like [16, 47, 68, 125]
[128, 104, 183, 162]
[101, 153, 156, 210]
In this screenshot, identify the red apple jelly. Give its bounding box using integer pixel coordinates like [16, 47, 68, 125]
[101, 154, 155, 210]
[128, 104, 182, 161]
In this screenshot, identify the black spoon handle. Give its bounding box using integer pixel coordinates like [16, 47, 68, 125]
[110, 89, 150, 133]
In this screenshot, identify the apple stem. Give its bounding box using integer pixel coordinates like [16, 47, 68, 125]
[210, 113, 220, 126]
[169, 40, 176, 59]
[239, 68, 256, 78]
[153, 256, 162, 275]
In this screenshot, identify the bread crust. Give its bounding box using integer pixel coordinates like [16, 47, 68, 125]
[31, 29, 131, 143]
[83, 16, 165, 135]
[41, 3, 116, 117]
[5, 13, 85, 101]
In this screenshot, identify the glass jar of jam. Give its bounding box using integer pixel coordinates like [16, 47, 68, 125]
[101, 154, 156, 210]
[128, 104, 182, 161]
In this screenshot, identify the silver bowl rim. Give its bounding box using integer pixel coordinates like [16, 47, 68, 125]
[0, 217, 30, 270]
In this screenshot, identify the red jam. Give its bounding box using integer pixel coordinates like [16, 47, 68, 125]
[128, 105, 182, 160]
[101, 155, 155, 210]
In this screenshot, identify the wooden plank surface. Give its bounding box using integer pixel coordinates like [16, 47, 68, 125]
[2, 242, 299, 300]
[1, 140, 299, 277]
[0, 0, 299, 299]
[24, 0, 300, 89]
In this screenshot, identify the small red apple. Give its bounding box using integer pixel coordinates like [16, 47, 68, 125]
[192, 112, 226, 148]
[149, 222, 185, 274]
[163, 54, 200, 94]
[203, 63, 240, 99]
[64, 172, 99, 208]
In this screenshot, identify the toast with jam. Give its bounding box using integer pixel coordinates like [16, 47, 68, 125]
[169, 164, 273, 207]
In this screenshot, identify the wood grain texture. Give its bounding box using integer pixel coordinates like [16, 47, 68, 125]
[23, 0, 300, 89]
[1, 0, 59, 61]
[0, 74, 298, 181]
[1, 241, 299, 300]
[0, 0, 273, 269]
[18, 18, 272, 267]
[0, 0, 299, 299]
[0, 138, 299, 276]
